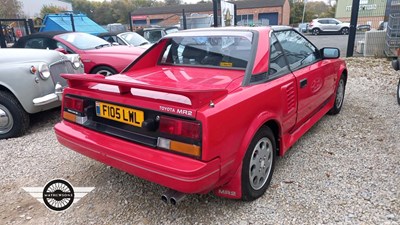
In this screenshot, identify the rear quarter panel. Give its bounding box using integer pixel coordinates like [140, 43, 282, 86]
[197, 76, 296, 179]
[332, 59, 347, 84]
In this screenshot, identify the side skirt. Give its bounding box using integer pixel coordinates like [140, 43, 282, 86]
[280, 95, 335, 156]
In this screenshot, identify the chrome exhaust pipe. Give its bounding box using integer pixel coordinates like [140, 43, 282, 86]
[161, 189, 186, 205]
[170, 191, 186, 205]
[161, 189, 176, 204]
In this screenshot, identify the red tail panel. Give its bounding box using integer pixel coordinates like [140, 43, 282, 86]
[62, 74, 228, 108]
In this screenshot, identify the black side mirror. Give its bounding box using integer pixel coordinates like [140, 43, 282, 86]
[320, 47, 340, 59]
[392, 58, 400, 71]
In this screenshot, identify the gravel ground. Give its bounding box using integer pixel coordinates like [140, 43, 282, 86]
[0, 57, 399, 225]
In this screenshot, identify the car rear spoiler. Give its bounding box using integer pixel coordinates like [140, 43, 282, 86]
[61, 74, 228, 108]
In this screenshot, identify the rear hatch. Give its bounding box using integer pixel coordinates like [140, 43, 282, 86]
[61, 66, 244, 158]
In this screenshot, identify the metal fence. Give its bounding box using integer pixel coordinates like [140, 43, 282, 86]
[0, 19, 34, 48]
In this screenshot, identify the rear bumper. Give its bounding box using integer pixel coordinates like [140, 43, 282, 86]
[54, 121, 220, 194]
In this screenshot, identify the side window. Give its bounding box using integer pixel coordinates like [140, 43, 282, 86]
[319, 20, 328, 24]
[329, 19, 338, 24]
[274, 30, 319, 71]
[25, 38, 46, 49]
[268, 33, 290, 77]
[160, 40, 205, 65]
[103, 35, 117, 43]
[116, 37, 126, 45]
[148, 31, 162, 43]
[56, 41, 74, 54]
[44, 38, 60, 49]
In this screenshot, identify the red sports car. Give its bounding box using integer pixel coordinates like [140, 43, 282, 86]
[14, 31, 146, 76]
[55, 27, 347, 202]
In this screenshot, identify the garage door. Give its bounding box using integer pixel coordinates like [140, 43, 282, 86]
[258, 13, 278, 25]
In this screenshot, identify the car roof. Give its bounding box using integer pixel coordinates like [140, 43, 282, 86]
[165, 26, 293, 37]
[19, 31, 71, 39]
[13, 31, 76, 48]
[176, 26, 273, 33]
[271, 25, 292, 31]
[315, 18, 336, 20]
[143, 27, 164, 31]
[97, 32, 120, 37]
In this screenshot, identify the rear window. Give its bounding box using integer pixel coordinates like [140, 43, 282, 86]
[159, 31, 253, 69]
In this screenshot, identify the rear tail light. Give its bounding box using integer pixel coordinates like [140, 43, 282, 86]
[157, 116, 201, 157]
[64, 96, 85, 113]
[63, 95, 87, 124]
[157, 137, 201, 157]
[159, 116, 200, 139]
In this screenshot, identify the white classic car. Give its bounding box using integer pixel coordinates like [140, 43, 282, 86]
[0, 49, 84, 139]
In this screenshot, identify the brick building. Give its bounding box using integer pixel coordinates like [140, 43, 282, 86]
[131, 0, 290, 28]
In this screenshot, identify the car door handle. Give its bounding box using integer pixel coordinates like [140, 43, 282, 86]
[300, 79, 308, 88]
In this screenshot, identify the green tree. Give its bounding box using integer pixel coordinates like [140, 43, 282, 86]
[306, 1, 330, 18]
[72, 0, 159, 25]
[40, 5, 67, 18]
[0, 0, 23, 19]
[165, 0, 181, 5]
[111, 0, 154, 24]
[290, 2, 314, 25]
[91, 2, 115, 25]
[290, 1, 336, 25]
[320, 3, 336, 18]
[307, 1, 329, 14]
[71, 0, 96, 18]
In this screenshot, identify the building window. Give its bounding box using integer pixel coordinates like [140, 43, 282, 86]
[236, 14, 254, 26]
[133, 20, 147, 25]
[150, 19, 163, 25]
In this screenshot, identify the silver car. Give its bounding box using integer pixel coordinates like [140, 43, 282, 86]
[0, 49, 84, 139]
[308, 18, 350, 35]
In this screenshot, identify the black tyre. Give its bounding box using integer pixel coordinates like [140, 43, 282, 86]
[0, 91, 29, 139]
[312, 28, 320, 35]
[242, 126, 276, 201]
[341, 27, 349, 35]
[328, 74, 346, 115]
[91, 66, 117, 76]
[397, 78, 400, 105]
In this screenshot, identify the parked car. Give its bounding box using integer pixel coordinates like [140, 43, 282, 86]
[106, 23, 126, 33]
[0, 48, 84, 139]
[308, 18, 350, 35]
[391, 58, 400, 104]
[54, 26, 347, 202]
[378, 21, 388, 31]
[13, 31, 146, 76]
[297, 23, 309, 33]
[357, 24, 371, 32]
[136, 27, 179, 43]
[98, 32, 151, 48]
